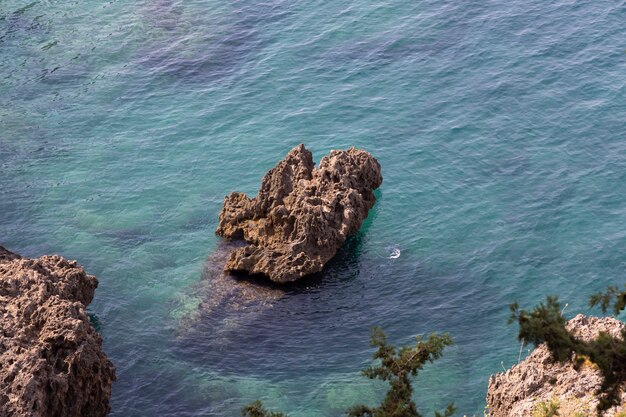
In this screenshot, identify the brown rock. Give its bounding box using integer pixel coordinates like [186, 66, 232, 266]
[0, 246, 116, 417]
[216, 144, 382, 283]
[486, 314, 626, 417]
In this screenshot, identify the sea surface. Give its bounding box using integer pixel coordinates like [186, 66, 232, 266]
[1, 0, 625, 415]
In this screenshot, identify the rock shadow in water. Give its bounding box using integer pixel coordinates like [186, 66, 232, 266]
[176, 240, 285, 341]
[174, 233, 366, 376]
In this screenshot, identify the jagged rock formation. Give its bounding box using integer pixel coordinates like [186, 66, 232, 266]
[487, 314, 626, 416]
[0, 246, 116, 417]
[216, 144, 382, 283]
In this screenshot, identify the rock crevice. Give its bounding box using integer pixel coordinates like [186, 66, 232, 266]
[216, 144, 382, 283]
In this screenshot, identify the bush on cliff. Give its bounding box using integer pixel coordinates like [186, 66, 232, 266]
[242, 327, 455, 417]
[589, 285, 626, 316]
[510, 290, 626, 414]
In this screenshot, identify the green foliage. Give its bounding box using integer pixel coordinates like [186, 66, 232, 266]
[509, 296, 575, 362]
[532, 398, 559, 417]
[243, 327, 455, 417]
[433, 404, 456, 417]
[589, 285, 626, 315]
[588, 330, 626, 412]
[510, 296, 626, 415]
[347, 326, 456, 417]
[242, 400, 287, 417]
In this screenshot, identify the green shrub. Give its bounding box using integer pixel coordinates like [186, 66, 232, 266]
[531, 398, 559, 417]
[510, 295, 626, 415]
[347, 326, 455, 417]
[590, 285, 626, 316]
[242, 400, 287, 417]
[243, 326, 456, 417]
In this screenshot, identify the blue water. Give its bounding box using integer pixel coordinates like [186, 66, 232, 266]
[1, 0, 625, 415]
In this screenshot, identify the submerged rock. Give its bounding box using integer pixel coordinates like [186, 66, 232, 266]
[176, 241, 285, 342]
[216, 144, 382, 283]
[487, 314, 626, 417]
[0, 246, 115, 417]
[197, 241, 285, 318]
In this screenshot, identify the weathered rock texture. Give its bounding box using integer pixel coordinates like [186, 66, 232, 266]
[487, 314, 626, 417]
[216, 144, 382, 283]
[0, 246, 116, 417]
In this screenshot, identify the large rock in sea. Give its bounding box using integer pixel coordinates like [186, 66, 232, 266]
[216, 144, 382, 283]
[0, 246, 116, 417]
[487, 314, 626, 417]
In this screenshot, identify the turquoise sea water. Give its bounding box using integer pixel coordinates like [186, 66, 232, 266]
[1, 0, 625, 415]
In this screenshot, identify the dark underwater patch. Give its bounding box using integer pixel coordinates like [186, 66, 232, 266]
[172, 233, 370, 378]
[0, 2, 47, 42]
[137, 0, 291, 83]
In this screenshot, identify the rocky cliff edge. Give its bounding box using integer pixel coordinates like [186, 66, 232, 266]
[0, 246, 115, 417]
[487, 314, 626, 416]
